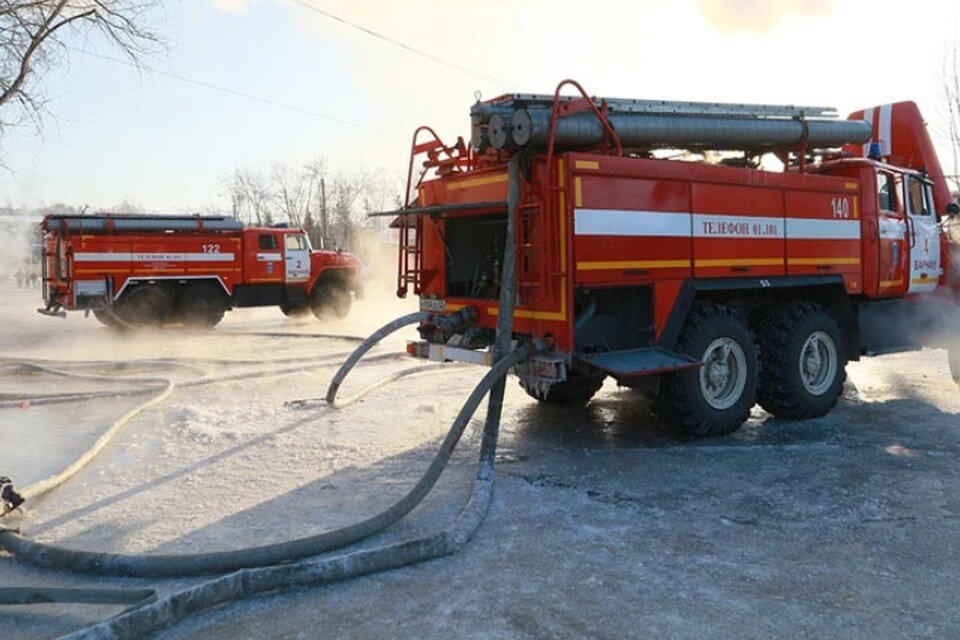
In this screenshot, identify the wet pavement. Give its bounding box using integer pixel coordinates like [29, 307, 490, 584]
[2, 284, 959, 639]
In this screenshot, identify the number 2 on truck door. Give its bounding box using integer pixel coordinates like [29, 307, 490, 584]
[284, 233, 311, 283]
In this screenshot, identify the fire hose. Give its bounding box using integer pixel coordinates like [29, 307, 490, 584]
[0, 349, 402, 409]
[0, 312, 487, 577]
[0, 152, 527, 638]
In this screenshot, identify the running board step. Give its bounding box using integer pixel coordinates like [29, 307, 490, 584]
[576, 347, 700, 378]
[862, 344, 920, 357]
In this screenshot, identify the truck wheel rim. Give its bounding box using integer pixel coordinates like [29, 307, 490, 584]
[949, 345, 960, 384]
[699, 337, 747, 410]
[799, 331, 837, 396]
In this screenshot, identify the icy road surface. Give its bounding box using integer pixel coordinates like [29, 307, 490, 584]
[2, 282, 960, 639]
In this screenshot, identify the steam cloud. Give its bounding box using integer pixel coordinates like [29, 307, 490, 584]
[209, 0, 259, 14]
[698, 0, 832, 33]
[0, 215, 37, 281]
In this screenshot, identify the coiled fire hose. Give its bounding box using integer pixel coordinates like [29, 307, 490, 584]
[0, 363, 176, 505]
[0, 349, 405, 409]
[0, 153, 527, 639]
[0, 317, 438, 575]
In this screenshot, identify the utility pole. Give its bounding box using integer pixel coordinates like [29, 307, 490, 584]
[320, 177, 328, 249]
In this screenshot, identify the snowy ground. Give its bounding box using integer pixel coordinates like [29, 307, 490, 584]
[2, 281, 960, 639]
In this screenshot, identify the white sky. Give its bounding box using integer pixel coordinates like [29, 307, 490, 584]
[1, 0, 958, 211]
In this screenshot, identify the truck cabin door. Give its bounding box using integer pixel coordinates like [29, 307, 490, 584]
[284, 233, 311, 283]
[904, 176, 941, 293]
[876, 170, 908, 296]
[248, 231, 284, 284]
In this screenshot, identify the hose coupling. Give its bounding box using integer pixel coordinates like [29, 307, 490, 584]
[419, 306, 480, 343]
[0, 477, 24, 517]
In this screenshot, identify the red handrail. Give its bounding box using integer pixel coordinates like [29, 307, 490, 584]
[544, 79, 623, 183]
[404, 126, 445, 207]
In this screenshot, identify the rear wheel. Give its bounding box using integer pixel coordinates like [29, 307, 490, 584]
[92, 308, 121, 329]
[280, 304, 310, 318]
[657, 304, 759, 437]
[176, 283, 227, 329]
[310, 282, 352, 320]
[115, 285, 173, 328]
[756, 302, 846, 419]
[522, 367, 605, 405]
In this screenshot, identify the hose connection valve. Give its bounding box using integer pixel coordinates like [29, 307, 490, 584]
[418, 306, 480, 344]
[1, 477, 24, 517]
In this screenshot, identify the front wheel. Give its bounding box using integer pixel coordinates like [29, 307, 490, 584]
[310, 282, 352, 320]
[756, 302, 846, 419]
[657, 304, 759, 437]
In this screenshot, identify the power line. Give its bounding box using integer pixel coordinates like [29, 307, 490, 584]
[70, 46, 407, 140]
[285, 0, 515, 90]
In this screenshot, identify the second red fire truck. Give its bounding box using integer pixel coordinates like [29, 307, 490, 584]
[39, 215, 362, 328]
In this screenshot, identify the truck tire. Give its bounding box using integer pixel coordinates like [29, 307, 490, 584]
[115, 285, 173, 328]
[949, 344, 960, 386]
[755, 302, 846, 419]
[311, 282, 352, 320]
[280, 304, 310, 318]
[657, 304, 759, 437]
[176, 283, 227, 329]
[92, 309, 120, 329]
[522, 367, 605, 405]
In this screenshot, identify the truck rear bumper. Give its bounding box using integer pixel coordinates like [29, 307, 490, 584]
[428, 343, 494, 366]
[36, 306, 66, 318]
[407, 340, 566, 390]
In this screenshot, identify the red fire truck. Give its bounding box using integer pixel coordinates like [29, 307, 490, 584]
[39, 214, 362, 328]
[386, 81, 960, 436]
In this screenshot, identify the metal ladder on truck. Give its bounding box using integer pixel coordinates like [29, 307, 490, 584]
[515, 200, 550, 306]
[397, 213, 422, 298]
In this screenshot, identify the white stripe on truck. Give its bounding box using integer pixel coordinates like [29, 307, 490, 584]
[574, 209, 860, 241]
[785, 218, 861, 240]
[73, 252, 235, 262]
[574, 209, 690, 237]
[879, 103, 893, 156]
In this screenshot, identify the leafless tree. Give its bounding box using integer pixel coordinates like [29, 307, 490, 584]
[301, 157, 326, 247]
[942, 40, 960, 193]
[102, 198, 143, 213]
[361, 168, 401, 231]
[1, 1, 160, 130]
[222, 159, 402, 253]
[223, 167, 273, 225]
[271, 161, 311, 228]
[328, 170, 369, 249]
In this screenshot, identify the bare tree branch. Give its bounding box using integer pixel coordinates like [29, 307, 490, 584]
[221, 158, 401, 254]
[941, 38, 960, 193]
[0, 0, 160, 129]
[222, 167, 274, 226]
